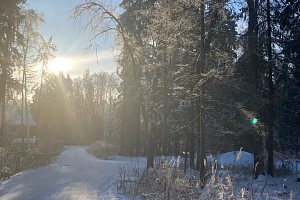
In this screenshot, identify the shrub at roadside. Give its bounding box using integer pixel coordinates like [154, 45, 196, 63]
[0, 140, 63, 180]
[86, 140, 119, 160]
[116, 153, 300, 199]
[116, 156, 201, 199]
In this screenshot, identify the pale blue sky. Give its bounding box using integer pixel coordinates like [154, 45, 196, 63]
[26, 0, 120, 77]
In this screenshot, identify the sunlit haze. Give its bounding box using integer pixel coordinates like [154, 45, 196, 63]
[26, 0, 120, 77]
[47, 57, 72, 74]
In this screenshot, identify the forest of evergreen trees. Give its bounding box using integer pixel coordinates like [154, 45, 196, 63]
[0, 0, 299, 182]
[72, 0, 300, 180]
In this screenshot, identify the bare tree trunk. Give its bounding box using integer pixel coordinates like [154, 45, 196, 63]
[266, 0, 274, 176]
[144, 108, 149, 156]
[189, 100, 195, 169]
[22, 67, 25, 145]
[253, 131, 264, 178]
[147, 68, 158, 169]
[184, 129, 190, 173]
[36, 68, 45, 146]
[108, 88, 112, 142]
[248, 0, 263, 179]
[0, 70, 7, 145]
[195, 1, 219, 186]
[22, 38, 29, 146]
[120, 67, 127, 155]
[135, 100, 140, 156]
[196, 0, 206, 188]
[163, 53, 169, 156]
[25, 75, 30, 150]
[0, 32, 10, 145]
[100, 79, 105, 140]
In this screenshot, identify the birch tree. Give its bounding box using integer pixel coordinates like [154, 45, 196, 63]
[19, 9, 45, 149]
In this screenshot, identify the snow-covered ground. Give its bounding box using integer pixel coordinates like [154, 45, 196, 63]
[154, 151, 300, 199]
[213, 151, 300, 199]
[1, 147, 299, 199]
[0, 146, 145, 200]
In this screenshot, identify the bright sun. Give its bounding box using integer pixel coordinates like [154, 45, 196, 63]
[47, 57, 72, 74]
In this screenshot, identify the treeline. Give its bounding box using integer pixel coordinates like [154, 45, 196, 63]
[30, 70, 119, 142]
[73, 0, 300, 180]
[0, 1, 68, 177]
[0, 0, 53, 146]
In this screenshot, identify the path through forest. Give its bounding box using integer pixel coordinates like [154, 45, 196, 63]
[0, 146, 140, 200]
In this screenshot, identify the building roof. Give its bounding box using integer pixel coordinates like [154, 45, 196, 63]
[0, 105, 37, 126]
[12, 137, 38, 144]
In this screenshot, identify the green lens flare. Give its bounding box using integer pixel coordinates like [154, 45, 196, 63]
[252, 118, 257, 124]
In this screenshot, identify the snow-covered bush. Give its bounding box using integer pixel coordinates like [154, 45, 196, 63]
[86, 140, 119, 159]
[0, 167, 11, 180]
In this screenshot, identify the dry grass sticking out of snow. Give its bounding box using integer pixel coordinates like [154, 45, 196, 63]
[115, 150, 300, 200]
[0, 140, 63, 180]
[116, 156, 202, 199]
[86, 140, 119, 160]
[204, 150, 300, 199]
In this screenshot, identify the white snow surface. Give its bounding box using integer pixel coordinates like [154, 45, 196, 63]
[1, 148, 299, 200]
[216, 151, 253, 166]
[215, 151, 300, 173]
[0, 146, 145, 200]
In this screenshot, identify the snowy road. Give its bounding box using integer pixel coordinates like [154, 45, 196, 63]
[0, 146, 143, 200]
